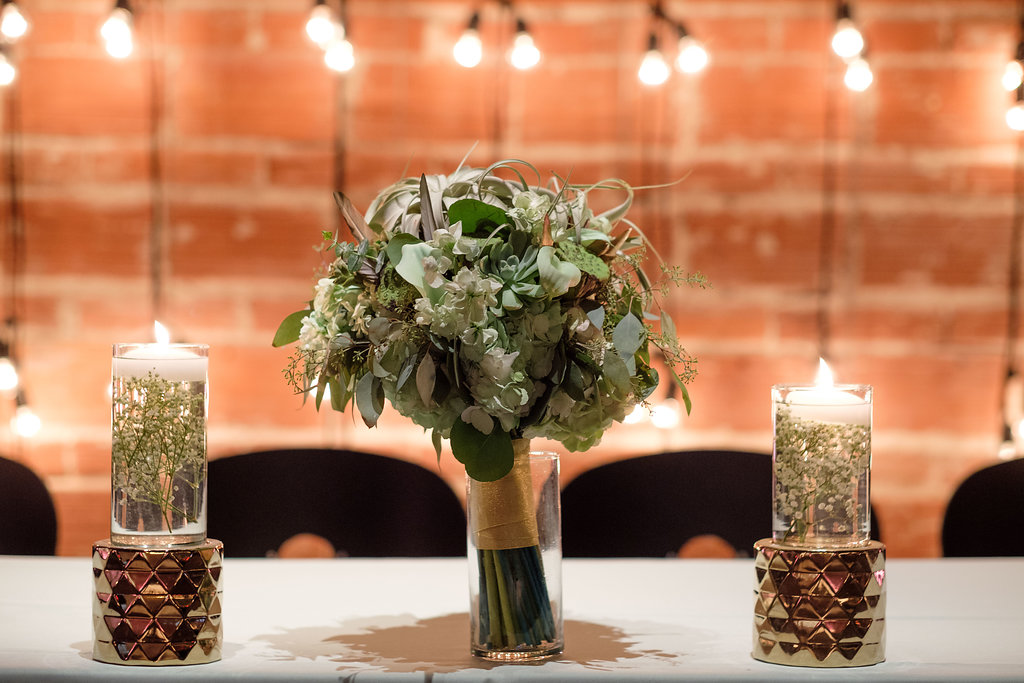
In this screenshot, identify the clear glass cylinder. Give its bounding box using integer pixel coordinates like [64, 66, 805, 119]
[772, 384, 872, 548]
[111, 342, 209, 547]
[466, 443, 563, 661]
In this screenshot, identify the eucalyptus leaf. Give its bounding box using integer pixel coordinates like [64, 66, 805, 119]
[355, 372, 384, 427]
[416, 353, 436, 407]
[450, 419, 514, 482]
[396, 352, 418, 391]
[272, 310, 308, 347]
[612, 312, 644, 375]
[447, 198, 509, 235]
[431, 429, 443, 469]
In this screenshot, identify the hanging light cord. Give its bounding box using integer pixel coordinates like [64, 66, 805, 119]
[147, 0, 166, 323]
[4, 68, 23, 363]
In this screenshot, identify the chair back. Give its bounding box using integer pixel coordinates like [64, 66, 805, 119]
[942, 458, 1024, 557]
[207, 449, 466, 557]
[561, 450, 773, 558]
[0, 455, 58, 555]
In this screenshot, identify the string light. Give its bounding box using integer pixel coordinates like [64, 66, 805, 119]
[674, 25, 708, 74]
[0, 345, 17, 390]
[453, 12, 482, 68]
[641, 2, 707, 85]
[650, 396, 681, 430]
[844, 56, 873, 92]
[0, 0, 28, 41]
[1008, 87, 1024, 132]
[623, 403, 648, 425]
[638, 34, 670, 86]
[324, 36, 355, 72]
[305, 0, 336, 48]
[101, 0, 134, 59]
[0, 47, 15, 87]
[831, 1, 871, 91]
[831, 2, 864, 59]
[11, 390, 40, 438]
[508, 18, 540, 70]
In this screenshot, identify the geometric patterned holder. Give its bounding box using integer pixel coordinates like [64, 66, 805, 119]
[91, 539, 223, 666]
[752, 539, 886, 668]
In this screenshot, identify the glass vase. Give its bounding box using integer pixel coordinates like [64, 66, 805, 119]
[771, 383, 872, 548]
[110, 342, 209, 547]
[466, 441, 563, 661]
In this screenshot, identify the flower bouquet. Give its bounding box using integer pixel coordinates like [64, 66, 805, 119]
[274, 159, 700, 658]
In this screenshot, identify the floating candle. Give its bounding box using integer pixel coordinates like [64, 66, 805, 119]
[112, 321, 208, 382]
[777, 358, 870, 426]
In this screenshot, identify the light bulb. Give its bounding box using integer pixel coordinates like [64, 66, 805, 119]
[623, 403, 648, 424]
[675, 36, 708, 74]
[102, 7, 133, 58]
[0, 52, 15, 86]
[650, 397, 681, 430]
[12, 404, 40, 438]
[638, 49, 670, 86]
[1004, 60, 1024, 92]
[305, 2, 336, 48]
[0, 2, 28, 40]
[509, 24, 540, 70]
[1007, 102, 1024, 131]
[0, 357, 17, 390]
[324, 38, 355, 72]
[453, 28, 482, 68]
[832, 18, 864, 60]
[844, 56, 873, 91]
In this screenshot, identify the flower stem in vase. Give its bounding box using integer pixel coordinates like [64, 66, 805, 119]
[469, 444, 562, 660]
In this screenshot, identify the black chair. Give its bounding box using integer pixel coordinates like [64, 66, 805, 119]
[0, 455, 58, 555]
[561, 450, 773, 558]
[207, 449, 466, 557]
[942, 458, 1024, 557]
[561, 449, 882, 558]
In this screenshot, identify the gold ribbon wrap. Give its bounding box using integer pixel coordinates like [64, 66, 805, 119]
[469, 440, 540, 550]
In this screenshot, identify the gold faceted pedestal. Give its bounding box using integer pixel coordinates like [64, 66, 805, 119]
[91, 539, 224, 666]
[752, 539, 886, 668]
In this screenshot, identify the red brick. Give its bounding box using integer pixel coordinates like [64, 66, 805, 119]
[164, 149, 261, 186]
[701, 63, 828, 142]
[268, 149, 334, 188]
[172, 54, 334, 140]
[874, 65, 1013, 147]
[858, 213, 1009, 287]
[868, 19, 944, 53]
[22, 147, 149, 186]
[687, 210, 822, 286]
[23, 199, 150, 276]
[53, 489, 110, 556]
[167, 204, 328, 278]
[19, 56, 149, 136]
[170, 10, 251, 49]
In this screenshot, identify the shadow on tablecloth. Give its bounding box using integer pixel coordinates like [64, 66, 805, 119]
[251, 612, 687, 674]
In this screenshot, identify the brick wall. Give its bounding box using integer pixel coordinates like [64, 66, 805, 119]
[0, 0, 1019, 558]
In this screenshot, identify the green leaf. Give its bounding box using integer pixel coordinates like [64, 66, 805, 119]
[385, 232, 421, 267]
[394, 241, 435, 297]
[537, 245, 581, 296]
[431, 429, 443, 469]
[671, 367, 693, 415]
[450, 419, 514, 482]
[612, 312, 645, 375]
[355, 372, 384, 427]
[272, 310, 308, 347]
[557, 240, 610, 281]
[447, 198, 510, 235]
[415, 353, 436, 406]
[660, 310, 678, 343]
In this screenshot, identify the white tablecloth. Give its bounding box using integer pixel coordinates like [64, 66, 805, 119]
[0, 556, 1021, 681]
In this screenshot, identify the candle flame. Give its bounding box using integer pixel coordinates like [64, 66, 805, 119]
[153, 320, 170, 346]
[815, 358, 834, 388]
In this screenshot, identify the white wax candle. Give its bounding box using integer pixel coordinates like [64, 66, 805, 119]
[113, 345, 208, 383]
[782, 386, 870, 426]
